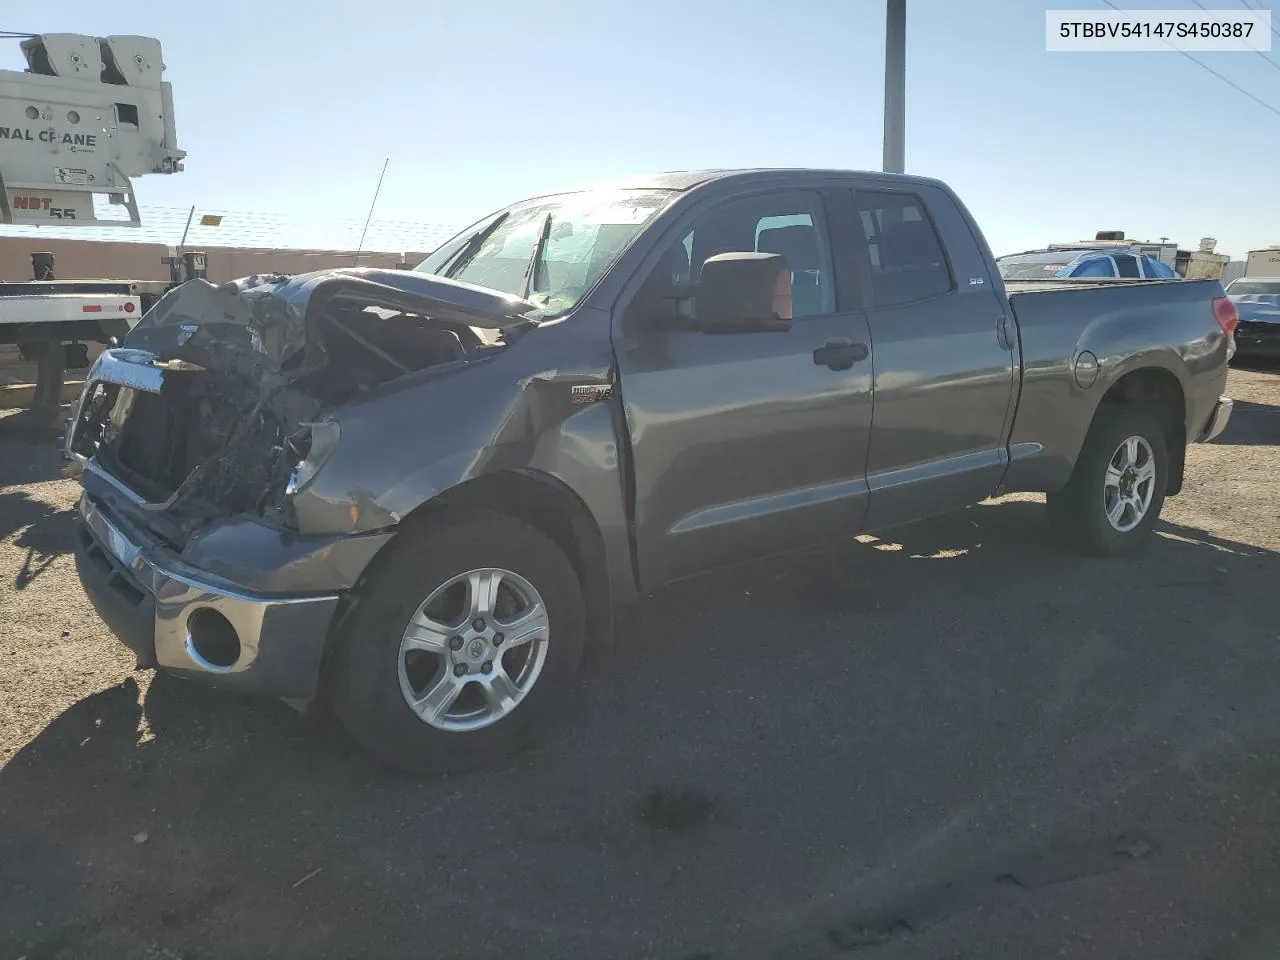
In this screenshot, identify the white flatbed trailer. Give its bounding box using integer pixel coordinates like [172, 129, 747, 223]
[1, 31, 185, 421]
[0, 275, 171, 419]
[0, 289, 142, 325]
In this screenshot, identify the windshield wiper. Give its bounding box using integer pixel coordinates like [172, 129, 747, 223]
[442, 211, 510, 279]
[520, 213, 553, 300]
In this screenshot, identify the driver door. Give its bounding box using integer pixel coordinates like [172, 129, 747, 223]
[611, 186, 875, 589]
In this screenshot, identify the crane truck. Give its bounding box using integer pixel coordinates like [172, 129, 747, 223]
[0, 32, 187, 423]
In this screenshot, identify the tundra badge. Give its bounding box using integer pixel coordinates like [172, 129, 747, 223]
[571, 384, 613, 405]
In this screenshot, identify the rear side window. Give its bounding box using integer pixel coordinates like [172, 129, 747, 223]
[1113, 255, 1140, 278]
[856, 191, 952, 306]
[1071, 257, 1116, 278]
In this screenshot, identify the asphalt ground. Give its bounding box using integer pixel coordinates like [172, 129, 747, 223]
[1, 365, 1279, 960]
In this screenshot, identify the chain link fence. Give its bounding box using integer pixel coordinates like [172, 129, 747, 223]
[0, 198, 463, 255]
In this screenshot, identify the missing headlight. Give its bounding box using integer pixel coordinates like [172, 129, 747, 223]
[285, 421, 341, 497]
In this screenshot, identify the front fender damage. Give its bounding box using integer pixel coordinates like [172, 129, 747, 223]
[289, 363, 620, 538]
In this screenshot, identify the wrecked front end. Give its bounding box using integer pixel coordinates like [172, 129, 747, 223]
[66, 268, 536, 697]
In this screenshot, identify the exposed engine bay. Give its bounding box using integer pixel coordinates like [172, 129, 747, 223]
[66, 269, 535, 542]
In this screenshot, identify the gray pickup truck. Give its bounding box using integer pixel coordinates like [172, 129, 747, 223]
[66, 169, 1237, 771]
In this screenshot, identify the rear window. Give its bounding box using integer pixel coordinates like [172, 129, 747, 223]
[1113, 255, 1140, 278]
[1228, 280, 1280, 295]
[1069, 257, 1117, 278]
[997, 255, 1076, 280]
[857, 191, 952, 306]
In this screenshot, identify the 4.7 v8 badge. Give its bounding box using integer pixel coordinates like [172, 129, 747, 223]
[570, 384, 613, 405]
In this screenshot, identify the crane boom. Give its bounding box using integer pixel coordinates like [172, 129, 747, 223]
[0, 33, 185, 227]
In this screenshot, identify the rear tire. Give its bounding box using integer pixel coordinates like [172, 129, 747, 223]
[1046, 405, 1169, 558]
[329, 508, 586, 774]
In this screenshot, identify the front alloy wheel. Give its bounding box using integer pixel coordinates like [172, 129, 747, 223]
[329, 508, 586, 773]
[398, 568, 550, 732]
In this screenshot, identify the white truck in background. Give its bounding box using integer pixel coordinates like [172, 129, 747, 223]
[1245, 247, 1280, 278]
[1, 33, 186, 422]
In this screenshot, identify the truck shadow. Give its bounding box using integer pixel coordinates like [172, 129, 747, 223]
[2, 500, 1279, 958]
[635, 495, 1261, 610]
[0, 490, 76, 590]
[0, 407, 72, 482]
[1212, 398, 1280, 447]
[0, 405, 71, 444]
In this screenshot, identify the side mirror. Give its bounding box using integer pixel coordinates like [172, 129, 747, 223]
[692, 252, 793, 334]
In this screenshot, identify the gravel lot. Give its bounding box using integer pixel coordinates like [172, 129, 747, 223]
[2, 367, 1279, 960]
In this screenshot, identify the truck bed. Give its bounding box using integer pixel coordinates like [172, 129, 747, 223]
[999, 275, 1230, 494]
[1002, 277, 1193, 296]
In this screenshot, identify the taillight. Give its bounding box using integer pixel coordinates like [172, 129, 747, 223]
[123, 301, 135, 313]
[1213, 296, 1239, 339]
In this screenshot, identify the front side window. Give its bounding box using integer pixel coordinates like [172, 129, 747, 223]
[415, 189, 673, 318]
[856, 191, 952, 306]
[649, 191, 837, 318]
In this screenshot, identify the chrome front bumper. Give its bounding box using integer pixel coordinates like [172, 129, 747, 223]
[74, 494, 340, 699]
[1197, 396, 1234, 443]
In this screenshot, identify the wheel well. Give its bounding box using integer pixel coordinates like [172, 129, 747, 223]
[317, 471, 616, 702]
[1098, 367, 1187, 495]
[401, 471, 614, 646]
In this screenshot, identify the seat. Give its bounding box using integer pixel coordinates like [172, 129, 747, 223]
[757, 225, 826, 317]
[879, 220, 949, 302]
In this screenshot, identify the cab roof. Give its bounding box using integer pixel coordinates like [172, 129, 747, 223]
[542, 168, 941, 195]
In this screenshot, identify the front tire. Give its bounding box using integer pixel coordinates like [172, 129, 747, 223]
[329, 509, 586, 773]
[1046, 405, 1169, 558]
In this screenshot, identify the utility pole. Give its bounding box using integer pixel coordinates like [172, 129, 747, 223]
[883, 0, 906, 174]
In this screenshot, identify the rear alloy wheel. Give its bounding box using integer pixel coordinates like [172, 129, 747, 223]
[1046, 405, 1169, 557]
[330, 509, 585, 773]
[1101, 436, 1157, 533]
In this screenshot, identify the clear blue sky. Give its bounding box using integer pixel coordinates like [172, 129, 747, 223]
[4, 0, 1280, 257]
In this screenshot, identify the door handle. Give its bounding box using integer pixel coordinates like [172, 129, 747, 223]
[996, 315, 1015, 351]
[813, 337, 869, 371]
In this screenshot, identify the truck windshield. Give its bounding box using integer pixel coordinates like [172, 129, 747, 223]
[997, 254, 1075, 279]
[415, 189, 674, 317]
[1228, 280, 1280, 296]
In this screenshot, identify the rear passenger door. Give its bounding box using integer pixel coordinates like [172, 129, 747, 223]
[853, 185, 1018, 530]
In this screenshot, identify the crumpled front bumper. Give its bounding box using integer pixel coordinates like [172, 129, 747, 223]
[74, 493, 341, 699]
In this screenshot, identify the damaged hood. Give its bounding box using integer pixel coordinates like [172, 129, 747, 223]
[123, 267, 539, 373]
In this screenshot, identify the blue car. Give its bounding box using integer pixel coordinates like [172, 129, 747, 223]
[998, 249, 1179, 281]
[1226, 277, 1280, 360]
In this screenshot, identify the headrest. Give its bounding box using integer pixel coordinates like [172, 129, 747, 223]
[757, 226, 819, 269]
